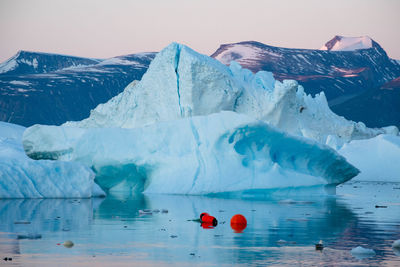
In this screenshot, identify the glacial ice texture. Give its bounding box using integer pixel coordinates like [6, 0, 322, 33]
[0, 122, 104, 198]
[339, 134, 400, 182]
[23, 112, 359, 195]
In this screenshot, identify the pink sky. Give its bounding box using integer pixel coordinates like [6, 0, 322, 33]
[0, 0, 399, 62]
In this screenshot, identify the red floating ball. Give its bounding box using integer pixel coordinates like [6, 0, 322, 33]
[202, 215, 218, 226]
[200, 212, 209, 220]
[230, 214, 247, 232]
[201, 222, 215, 229]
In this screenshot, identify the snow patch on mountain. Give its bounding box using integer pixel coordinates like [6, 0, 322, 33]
[98, 57, 147, 67]
[213, 43, 273, 65]
[9, 80, 31, 86]
[320, 36, 373, 51]
[0, 55, 18, 74]
[19, 58, 38, 68]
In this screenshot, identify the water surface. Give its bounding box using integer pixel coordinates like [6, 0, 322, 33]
[0, 181, 400, 266]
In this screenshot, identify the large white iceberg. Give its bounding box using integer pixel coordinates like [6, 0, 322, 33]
[23, 112, 359, 195]
[24, 42, 400, 194]
[0, 122, 104, 198]
[64, 43, 395, 145]
[59, 42, 398, 185]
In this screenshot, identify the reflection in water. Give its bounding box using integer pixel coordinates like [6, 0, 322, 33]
[0, 182, 399, 266]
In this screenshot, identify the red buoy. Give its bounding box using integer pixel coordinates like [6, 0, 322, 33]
[200, 212, 209, 220]
[201, 215, 218, 226]
[230, 214, 247, 233]
[201, 222, 215, 229]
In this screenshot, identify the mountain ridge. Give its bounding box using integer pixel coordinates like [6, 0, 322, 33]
[0, 51, 156, 126]
[211, 37, 400, 127]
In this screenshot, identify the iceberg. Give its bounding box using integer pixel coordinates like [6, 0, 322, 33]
[23, 112, 359, 195]
[350, 246, 376, 259]
[0, 122, 104, 198]
[338, 134, 400, 182]
[27, 42, 400, 195]
[63, 43, 395, 145]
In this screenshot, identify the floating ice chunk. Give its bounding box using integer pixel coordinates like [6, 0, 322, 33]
[350, 246, 376, 259]
[17, 234, 42, 240]
[23, 112, 359, 195]
[139, 210, 152, 215]
[393, 240, 400, 248]
[0, 122, 104, 198]
[338, 135, 400, 182]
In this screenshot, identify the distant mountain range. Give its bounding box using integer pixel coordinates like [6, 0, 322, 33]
[331, 77, 400, 128]
[0, 36, 399, 128]
[211, 36, 400, 127]
[0, 51, 155, 126]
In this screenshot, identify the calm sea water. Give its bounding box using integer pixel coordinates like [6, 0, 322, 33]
[0, 181, 399, 266]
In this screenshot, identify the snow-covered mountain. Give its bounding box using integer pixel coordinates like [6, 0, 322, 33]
[0, 51, 155, 126]
[0, 50, 100, 75]
[211, 36, 400, 127]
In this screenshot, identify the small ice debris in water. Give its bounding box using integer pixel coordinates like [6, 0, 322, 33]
[170, 235, 178, 238]
[17, 233, 42, 240]
[190, 253, 195, 256]
[277, 239, 287, 245]
[375, 205, 388, 208]
[153, 209, 160, 213]
[394, 248, 400, 257]
[392, 240, 400, 248]
[188, 218, 202, 223]
[351, 246, 375, 259]
[315, 240, 324, 251]
[14, 221, 30, 224]
[139, 209, 152, 215]
[63, 240, 74, 248]
[161, 209, 168, 213]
